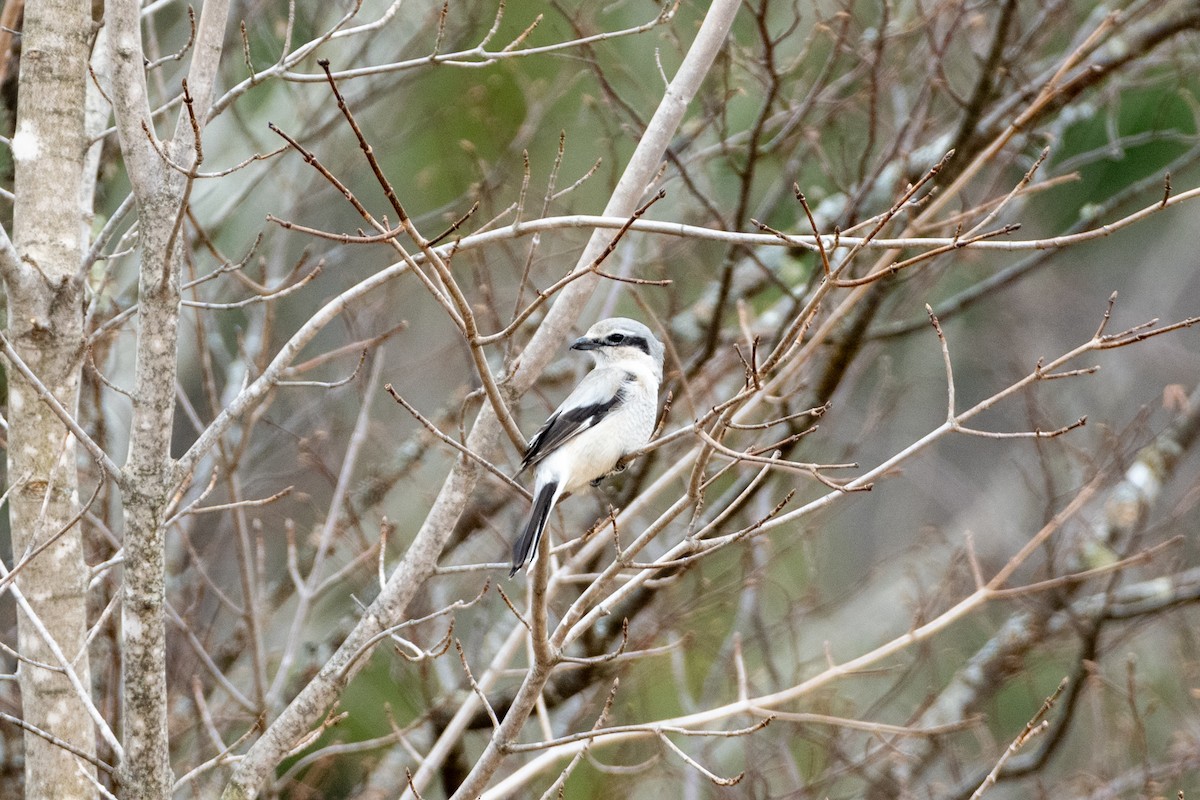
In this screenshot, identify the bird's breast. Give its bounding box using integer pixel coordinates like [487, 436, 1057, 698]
[541, 388, 656, 495]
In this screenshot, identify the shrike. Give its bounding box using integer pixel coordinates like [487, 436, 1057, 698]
[510, 317, 665, 577]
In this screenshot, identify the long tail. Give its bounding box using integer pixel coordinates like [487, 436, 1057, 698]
[510, 480, 559, 577]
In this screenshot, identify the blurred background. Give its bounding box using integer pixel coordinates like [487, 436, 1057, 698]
[1, 0, 1199, 797]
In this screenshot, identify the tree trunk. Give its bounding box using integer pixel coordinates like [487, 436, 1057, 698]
[7, 0, 98, 796]
[107, 0, 232, 793]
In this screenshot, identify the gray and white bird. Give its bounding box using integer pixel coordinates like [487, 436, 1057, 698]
[510, 317, 665, 577]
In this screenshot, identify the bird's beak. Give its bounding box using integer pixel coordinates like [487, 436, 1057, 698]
[570, 336, 600, 351]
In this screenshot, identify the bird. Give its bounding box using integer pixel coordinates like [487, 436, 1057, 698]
[509, 317, 665, 577]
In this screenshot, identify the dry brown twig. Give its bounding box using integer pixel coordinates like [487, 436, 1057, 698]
[969, 679, 1068, 799]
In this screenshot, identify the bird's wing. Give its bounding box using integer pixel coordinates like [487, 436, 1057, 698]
[520, 367, 629, 472]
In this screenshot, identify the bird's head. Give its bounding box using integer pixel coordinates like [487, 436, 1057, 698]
[570, 317, 665, 380]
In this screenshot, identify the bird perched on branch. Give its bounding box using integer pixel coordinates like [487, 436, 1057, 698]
[510, 317, 665, 577]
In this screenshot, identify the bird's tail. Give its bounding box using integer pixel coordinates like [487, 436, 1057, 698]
[510, 480, 559, 577]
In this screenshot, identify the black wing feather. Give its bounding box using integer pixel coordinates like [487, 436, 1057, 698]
[520, 391, 623, 472]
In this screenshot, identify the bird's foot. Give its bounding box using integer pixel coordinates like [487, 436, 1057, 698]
[590, 459, 630, 487]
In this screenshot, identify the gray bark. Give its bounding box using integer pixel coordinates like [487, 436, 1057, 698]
[6, 0, 99, 796]
[107, 0, 231, 795]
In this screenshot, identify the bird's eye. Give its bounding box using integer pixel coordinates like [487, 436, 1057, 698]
[608, 333, 625, 344]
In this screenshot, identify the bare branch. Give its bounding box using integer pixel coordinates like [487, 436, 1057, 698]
[969, 678, 1067, 799]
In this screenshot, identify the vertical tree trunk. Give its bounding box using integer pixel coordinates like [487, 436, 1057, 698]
[118, 221, 182, 800]
[7, 0, 98, 796]
[107, 0, 231, 793]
